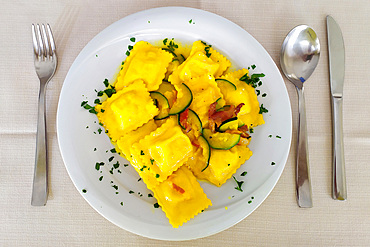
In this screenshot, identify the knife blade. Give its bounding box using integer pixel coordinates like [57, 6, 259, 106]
[327, 15, 347, 200]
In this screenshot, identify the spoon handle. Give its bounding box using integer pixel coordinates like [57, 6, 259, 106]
[296, 87, 313, 208]
[332, 97, 347, 200]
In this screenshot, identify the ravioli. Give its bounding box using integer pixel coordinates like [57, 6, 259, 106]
[168, 40, 231, 85]
[130, 117, 193, 183]
[152, 166, 212, 228]
[115, 41, 173, 91]
[95, 80, 159, 141]
[217, 69, 265, 128]
[89, 39, 267, 228]
[187, 144, 253, 187]
[185, 74, 223, 126]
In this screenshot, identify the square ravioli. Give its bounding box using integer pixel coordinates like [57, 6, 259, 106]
[95, 80, 159, 141]
[131, 117, 193, 182]
[184, 74, 223, 126]
[217, 69, 264, 128]
[187, 144, 253, 187]
[114, 41, 173, 91]
[168, 41, 231, 85]
[152, 166, 212, 228]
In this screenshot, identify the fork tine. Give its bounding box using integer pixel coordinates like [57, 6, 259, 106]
[46, 24, 56, 57]
[32, 24, 40, 57]
[41, 24, 50, 58]
[36, 24, 45, 57]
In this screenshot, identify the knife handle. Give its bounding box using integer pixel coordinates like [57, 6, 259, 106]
[296, 86, 313, 208]
[332, 96, 347, 200]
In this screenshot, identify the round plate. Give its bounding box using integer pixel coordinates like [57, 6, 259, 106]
[57, 7, 292, 241]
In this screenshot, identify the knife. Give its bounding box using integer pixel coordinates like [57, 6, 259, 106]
[326, 15, 347, 200]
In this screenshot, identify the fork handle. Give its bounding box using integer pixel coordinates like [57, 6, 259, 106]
[31, 83, 48, 206]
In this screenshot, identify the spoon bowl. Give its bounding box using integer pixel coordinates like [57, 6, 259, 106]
[280, 25, 320, 208]
[280, 25, 320, 88]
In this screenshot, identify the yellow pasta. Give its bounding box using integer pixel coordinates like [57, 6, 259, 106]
[115, 41, 173, 91]
[130, 117, 193, 183]
[95, 80, 159, 141]
[185, 74, 223, 126]
[91, 39, 266, 228]
[151, 166, 212, 228]
[187, 145, 253, 187]
[218, 69, 265, 128]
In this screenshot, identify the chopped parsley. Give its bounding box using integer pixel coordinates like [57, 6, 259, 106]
[113, 161, 120, 169]
[108, 156, 114, 162]
[271, 162, 276, 166]
[140, 150, 145, 155]
[276, 135, 281, 139]
[163, 38, 168, 45]
[82, 189, 87, 193]
[189, 19, 193, 24]
[97, 128, 102, 134]
[120, 202, 124, 206]
[150, 159, 155, 165]
[241, 171, 248, 176]
[93, 148, 97, 151]
[103, 78, 109, 87]
[233, 176, 244, 192]
[126, 50, 130, 56]
[251, 64, 256, 69]
[110, 148, 117, 153]
[259, 104, 268, 114]
[112, 185, 118, 190]
[81, 101, 88, 107]
[99, 176, 103, 181]
[262, 93, 267, 97]
[148, 193, 153, 197]
[129, 190, 134, 194]
[156, 174, 160, 178]
[240, 72, 265, 88]
[153, 203, 160, 208]
[250, 128, 254, 133]
[95, 162, 105, 170]
[130, 37, 136, 42]
[128, 45, 133, 50]
[268, 134, 272, 138]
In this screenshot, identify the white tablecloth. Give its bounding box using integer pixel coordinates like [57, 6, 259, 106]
[1, 0, 369, 246]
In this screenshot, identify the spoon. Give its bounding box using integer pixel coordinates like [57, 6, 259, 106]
[280, 25, 320, 208]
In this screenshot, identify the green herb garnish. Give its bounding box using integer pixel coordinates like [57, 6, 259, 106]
[241, 171, 248, 176]
[153, 203, 160, 208]
[95, 162, 105, 170]
[130, 37, 136, 42]
[233, 176, 244, 192]
[259, 104, 268, 114]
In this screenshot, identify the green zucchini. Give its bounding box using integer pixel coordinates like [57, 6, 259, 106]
[178, 109, 203, 134]
[149, 91, 170, 120]
[218, 117, 239, 132]
[168, 83, 193, 115]
[198, 135, 211, 172]
[215, 97, 225, 110]
[202, 128, 240, 150]
[215, 78, 237, 91]
[156, 81, 176, 107]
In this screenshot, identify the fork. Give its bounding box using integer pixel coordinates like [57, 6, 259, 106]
[31, 24, 57, 206]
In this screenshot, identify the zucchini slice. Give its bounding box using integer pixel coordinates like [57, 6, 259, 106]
[150, 91, 170, 120]
[215, 78, 237, 91]
[198, 135, 211, 172]
[178, 109, 203, 134]
[156, 81, 176, 107]
[202, 128, 240, 150]
[218, 117, 239, 132]
[169, 83, 193, 115]
[215, 97, 225, 111]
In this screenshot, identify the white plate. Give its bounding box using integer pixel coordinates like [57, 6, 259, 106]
[57, 7, 292, 241]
